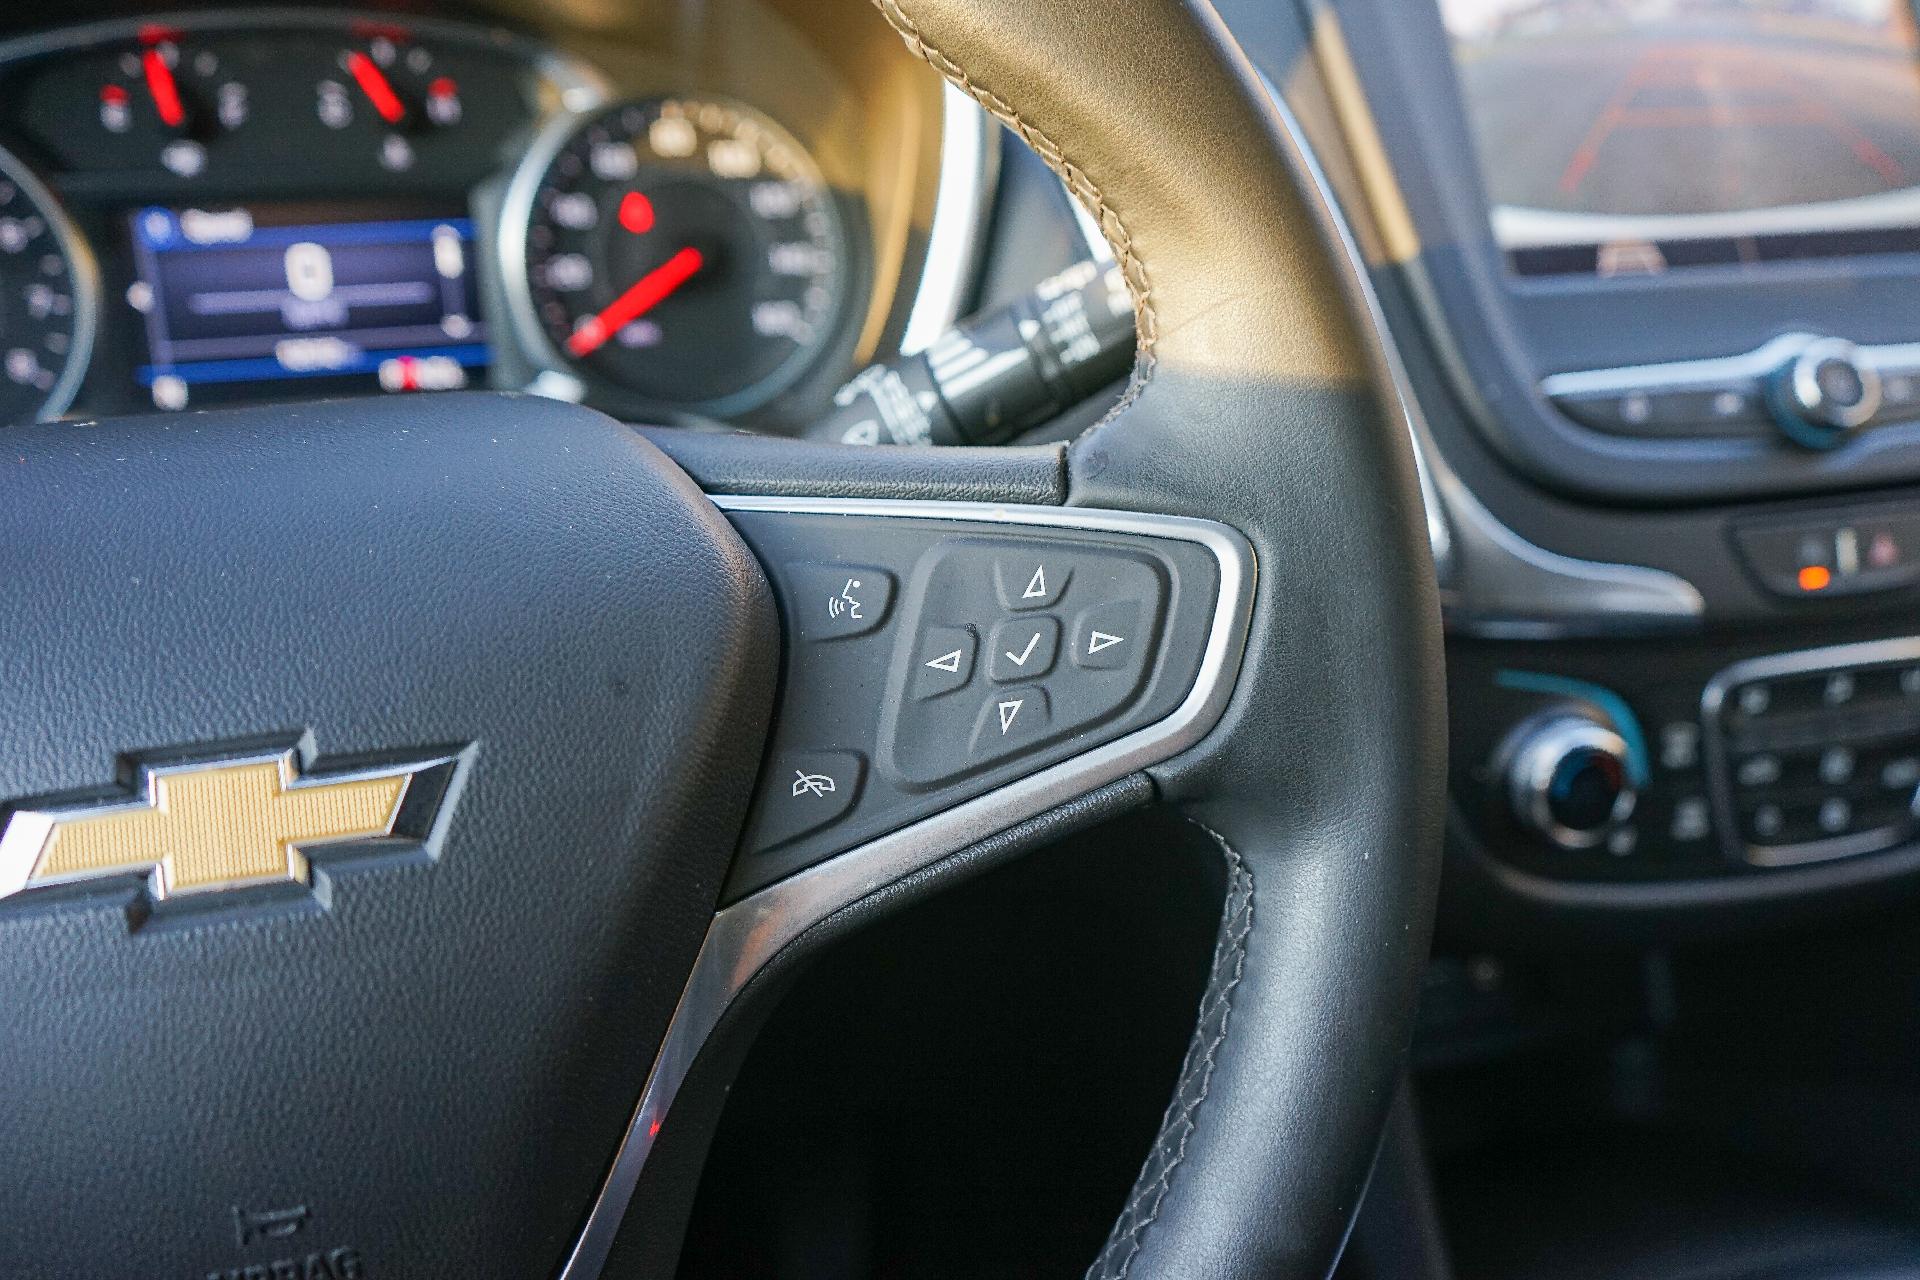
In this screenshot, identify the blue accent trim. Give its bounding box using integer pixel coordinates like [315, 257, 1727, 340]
[1763, 380, 1844, 451]
[1494, 669, 1651, 787]
[138, 343, 491, 387]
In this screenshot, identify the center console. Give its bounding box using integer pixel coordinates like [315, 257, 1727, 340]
[1450, 633, 1920, 897]
[1233, 0, 1920, 932]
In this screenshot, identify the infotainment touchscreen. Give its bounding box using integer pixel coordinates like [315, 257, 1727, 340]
[1438, 0, 1920, 276]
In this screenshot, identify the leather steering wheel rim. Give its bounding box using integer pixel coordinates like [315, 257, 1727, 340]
[615, 0, 1448, 1273]
[872, 0, 1445, 1273]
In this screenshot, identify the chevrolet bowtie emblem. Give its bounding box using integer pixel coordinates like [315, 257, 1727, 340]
[0, 741, 467, 912]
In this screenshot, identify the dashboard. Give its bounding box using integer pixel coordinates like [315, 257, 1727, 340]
[1203, 0, 1920, 939]
[0, 3, 982, 433]
[16, 0, 1920, 943]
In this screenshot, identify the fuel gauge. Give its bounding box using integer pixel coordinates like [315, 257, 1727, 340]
[94, 28, 250, 177]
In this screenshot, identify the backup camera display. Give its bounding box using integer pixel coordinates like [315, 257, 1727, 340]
[1439, 0, 1920, 274]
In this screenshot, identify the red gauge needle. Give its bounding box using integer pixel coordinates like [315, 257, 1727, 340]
[566, 246, 704, 358]
[141, 46, 186, 129]
[345, 51, 407, 125]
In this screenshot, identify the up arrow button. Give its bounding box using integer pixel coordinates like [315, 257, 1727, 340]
[995, 556, 1069, 610]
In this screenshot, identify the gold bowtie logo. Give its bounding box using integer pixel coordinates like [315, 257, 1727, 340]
[0, 743, 465, 911]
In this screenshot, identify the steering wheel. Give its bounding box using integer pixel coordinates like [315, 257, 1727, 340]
[0, 0, 1443, 1277]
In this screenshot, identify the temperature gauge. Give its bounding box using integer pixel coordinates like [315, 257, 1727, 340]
[316, 31, 466, 173]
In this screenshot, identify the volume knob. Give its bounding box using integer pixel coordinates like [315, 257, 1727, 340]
[1505, 715, 1637, 851]
[1770, 338, 1881, 448]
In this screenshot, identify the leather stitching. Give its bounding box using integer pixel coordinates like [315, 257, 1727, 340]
[858, 9, 1246, 1259]
[869, 0, 1156, 437]
[1086, 818, 1254, 1278]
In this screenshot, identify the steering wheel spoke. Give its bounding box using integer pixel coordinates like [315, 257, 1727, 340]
[557, 489, 1254, 1276]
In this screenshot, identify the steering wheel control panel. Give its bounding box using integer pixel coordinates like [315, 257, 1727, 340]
[1451, 635, 1920, 887]
[720, 505, 1222, 901]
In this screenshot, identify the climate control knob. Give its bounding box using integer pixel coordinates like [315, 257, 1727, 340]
[1504, 715, 1637, 851]
[1770, 338, 1881, 448]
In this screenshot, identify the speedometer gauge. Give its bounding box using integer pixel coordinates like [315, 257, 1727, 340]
[0, 144, 94, 424]
[505, 96, 848, 415]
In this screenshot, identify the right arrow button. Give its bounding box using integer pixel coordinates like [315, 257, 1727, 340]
[1073, 600, 1144, 671]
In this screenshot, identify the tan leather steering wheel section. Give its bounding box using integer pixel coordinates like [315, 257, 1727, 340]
[871, 0, 1367, 392]
[870, 1, 1447, 1276]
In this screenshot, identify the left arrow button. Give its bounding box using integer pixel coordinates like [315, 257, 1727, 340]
[912, 624, 977, 700]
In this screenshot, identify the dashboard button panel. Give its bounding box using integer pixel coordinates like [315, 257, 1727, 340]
[1458, 666, 1718, 880]
[1541, 334, 1920, 448]
[1551, 383, 1772, 438]
[1453, 639, 1920, 884]
[1704, 641, 1920, 867]
[724, 508, 1223, 900]
[1732, 509, 1920, 599]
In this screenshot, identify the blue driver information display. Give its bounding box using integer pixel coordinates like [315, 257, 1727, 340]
[128, 203, 488, 409]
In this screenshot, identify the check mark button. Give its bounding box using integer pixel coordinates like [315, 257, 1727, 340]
[988, 616, 1060, 683]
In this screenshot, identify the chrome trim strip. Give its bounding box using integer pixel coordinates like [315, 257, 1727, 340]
[1541, 334, 1920, 401]
[555, 496, 1255, 1280]
[899, 85, 1000, 355]
[1256, 76, 1705, 634]
[1541, 334, 1812, 399]
[1700, 638, 1920, 869]
[1493, 186, 1920, 250]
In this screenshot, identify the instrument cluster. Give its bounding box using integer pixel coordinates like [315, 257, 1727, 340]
[0, 10, 884, 430]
